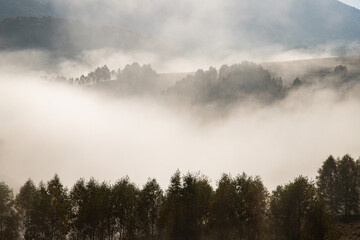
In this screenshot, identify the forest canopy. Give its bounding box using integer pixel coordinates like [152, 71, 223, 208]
[1, 154, 360, 239]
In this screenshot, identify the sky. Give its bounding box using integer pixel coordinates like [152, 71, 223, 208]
[339, 0, 360, 9]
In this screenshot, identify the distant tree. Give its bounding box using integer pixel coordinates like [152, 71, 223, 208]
[166, 62, 284, 109]
[205, 67, 217, 83]
[118, 63, 158, 94]
[92, 65, 111, 83]
[334, 65, 348, 76]
[0, 182, 19, 240]
[317, 155, 339, 216]
[292, 77, 303, 88]
[120, 63, 157, 83]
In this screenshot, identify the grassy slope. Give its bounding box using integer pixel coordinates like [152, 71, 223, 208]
[262, 55, 360, 83]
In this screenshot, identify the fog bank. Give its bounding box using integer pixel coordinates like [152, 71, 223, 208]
[1, 71, 360, 191]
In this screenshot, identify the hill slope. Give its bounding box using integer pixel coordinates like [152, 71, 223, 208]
[225, 0, 360, 49]
[45, 0, 360, 51]
[0, 0, 53, 19]
[262, 55, 360, 82]
[1, 0, 360, 53]
[0, 17, 171, 57]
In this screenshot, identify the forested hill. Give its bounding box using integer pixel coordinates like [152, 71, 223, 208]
[0, 17, 171, 57]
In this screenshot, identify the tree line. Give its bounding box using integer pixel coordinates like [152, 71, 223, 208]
[165, 62, 285, 107]
[56, 63, 157, 88]
[1, 154, 360, 239]
[54, 62, 360, 114]
[55, 62, 287, 112]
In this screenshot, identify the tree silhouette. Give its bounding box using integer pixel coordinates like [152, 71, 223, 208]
[112, 177, 139, 240]
[270, 176, 330, 240]
[234, 173, 268, 240]
[138, 178, 163, 240]
[0, 182, 19, 240]
[15, 179, 37, 240]
[47, 175, 71, 239]
[336, 154, 359, 217]
[159, 170, 183, 240]
[317, 155, 339, 216]
[3, 157, 359, 240]
[209, 174, 238, 240]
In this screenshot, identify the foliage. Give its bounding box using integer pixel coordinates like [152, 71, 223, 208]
[158, 171, 213, 240]
[5, 155, 360, 239]
[15, 175, 71, 240]
[317, 154, 360, 218]
[269, 176, 330, 240]
[138, 179, 163, 240]
[317, 155, 338, 215]
[0, 182, 19, 240]
[166, 62, 285, 107]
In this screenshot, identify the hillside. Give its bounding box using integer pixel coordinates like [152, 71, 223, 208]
[262, 55, 360, 82]
[0, 0, 53, 19]
[2, 0, 360, 53]
[0, 16, 171, 57]
[52, 55, 360, 118]
[225, 0, 360, 49]
[46, 0, 360, 52]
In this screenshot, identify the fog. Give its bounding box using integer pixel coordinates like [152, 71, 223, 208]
[1, 62, 360, 192]
[3, 0, 360, 75]
[1, 0, 360, 194]
[47, 0, 360, 55]
[2, 0, 356, 65]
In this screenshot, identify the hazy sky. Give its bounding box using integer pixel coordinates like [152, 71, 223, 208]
[339, 0, 360, 9]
